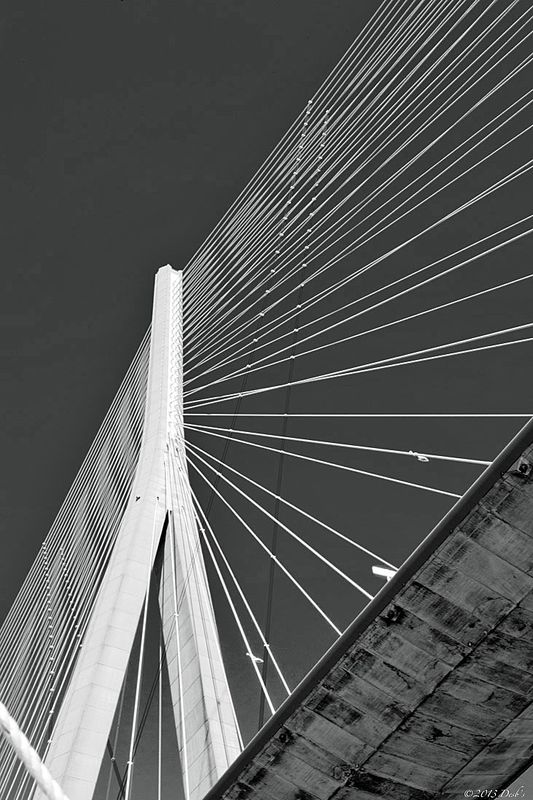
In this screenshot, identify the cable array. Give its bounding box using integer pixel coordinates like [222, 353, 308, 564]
[177, 0, 533, 736]
[0, 331, 150, 799]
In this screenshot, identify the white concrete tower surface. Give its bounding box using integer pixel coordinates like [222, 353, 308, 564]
[34, 265, 241, 800]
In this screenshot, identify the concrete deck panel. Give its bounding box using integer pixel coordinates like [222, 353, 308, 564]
[203, 420, 533, 800]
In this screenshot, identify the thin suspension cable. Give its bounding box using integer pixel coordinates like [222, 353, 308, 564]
[184, 0, 477, 325]
[185, 452, 342, 635]
[183, 435, 397, 570]
[184, 0, 423, 304]
[183, 3, 454, 328]
[187, 118, 533, 370]
[188, 61, 532, 360]
[0, 332, 150, 794]
[185, 8, 532, 351]
[183, 425, 461, 500]
[187, 211, 533, 386]
[185, 270, 533, 397]
[184, 325, 533, 411]
[184, 0, 402, 293]
[188, 485, 291, 695]
[185, 95, 533, 379]
[188, 501, 276, 715]
[170, 444, 279, 720]
[181, 435, 374, 597]
[185, 424, 491, 467]
[0, 329, 149, 644]
[185, 413, 533, 418]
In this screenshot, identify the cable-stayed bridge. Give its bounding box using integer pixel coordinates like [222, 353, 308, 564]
[1, 0, 533, 798]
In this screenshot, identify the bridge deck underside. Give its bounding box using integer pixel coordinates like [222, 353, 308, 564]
[205, 432, 533, 800]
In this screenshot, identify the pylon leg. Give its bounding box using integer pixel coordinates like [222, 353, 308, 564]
[34, 266, 240, 800]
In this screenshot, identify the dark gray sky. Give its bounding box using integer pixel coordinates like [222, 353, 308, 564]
[1, 0, 533, 796]
[0, 0, 376, 618]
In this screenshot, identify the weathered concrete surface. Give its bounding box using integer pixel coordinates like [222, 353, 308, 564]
[204, 421, 533, 800]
